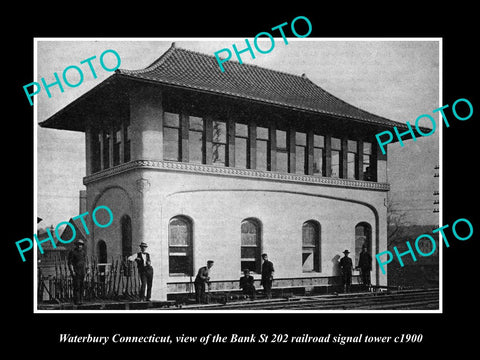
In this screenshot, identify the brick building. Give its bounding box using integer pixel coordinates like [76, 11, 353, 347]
[40, 43, 419, 301]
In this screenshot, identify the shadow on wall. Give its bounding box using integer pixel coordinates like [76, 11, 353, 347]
[331, 254, 341, 276]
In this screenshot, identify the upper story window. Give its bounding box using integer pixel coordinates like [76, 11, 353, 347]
[235, 123, 249, 169]
[363, 142, 374, 181]
[256, 126, 269, 171]
[212, 120, 227, 166]
[295, 131, 307, 174]
[276, 129, 288, 173]
[163, 112, 181, 162]
[113, 127, 122, 166]
[189, 116, 204, 164]
[330, 137, 341, 178]
[313, 134, 325, 176]
[347, 139, 358, 180]
[124, 120, 131, 162]
[102, 131, 111, 169]
[157, 109, 379, 182]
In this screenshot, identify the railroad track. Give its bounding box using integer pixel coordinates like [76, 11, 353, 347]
[179, 288, 439, 310]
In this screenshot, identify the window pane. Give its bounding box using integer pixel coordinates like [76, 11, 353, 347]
[169, 256, 190, 274]
[256, 140, 268, 170]
[302, 250, 314, 272]
[169, 219, 190, 246]
[124, 123, 131, 163]
[302, 223, 317, 246]
[347, 152, 356, 179]
[164, 127, 180, 161]
[355, 223, 371, 266]
[164, 112, 180, 127]
[295, 145, 305, 174]
[296, 132, 306, 146]
[331, 137, 341, 151]
[213, 120, 226, 144]
[212, 143, 226, 166]
[103, 132, 110, 169]
[189, 131, 203, 164]
[313, 148, 323, 175]
[241, 223, 258, 246]
[363, 142, 372, 155]
[363, 154, 373, 181]
[235, 137, 247, 168]
[277, 151, 288, 173]
[241, 247, 258, 259]
[276, 130, 287, 149]
[331, 150, 340, 178]
[256, 126, 269, 140]
[348, 140, 357, 153]
[235, 123, 248, 137]
[189, 116, 203, 131]
[314, 134, 324, 148]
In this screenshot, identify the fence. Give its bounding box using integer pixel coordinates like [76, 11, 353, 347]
[37, 256, 142, 303]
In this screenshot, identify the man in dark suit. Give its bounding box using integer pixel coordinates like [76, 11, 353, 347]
[68, 239, 86, 305]
[357, 246, 372, 289]
[128, 242, 154, 301]
[194, 260, 214, 303]
[261, 253, 274, 299]
[339, 249, 353, 293]
[239, 269, 256, 300]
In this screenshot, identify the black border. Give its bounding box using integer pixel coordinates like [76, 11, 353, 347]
[7, 7, 478, 354]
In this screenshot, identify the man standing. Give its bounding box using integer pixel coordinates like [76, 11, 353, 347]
[239, 269, 256, 300]
[68, 239, 87, 305]
[128, 242, 154, 301]
[357, 246, 372, 289]
[261, 253, 274, 299]
[339, 249, 353, 293]
[194, 260, 214, 304]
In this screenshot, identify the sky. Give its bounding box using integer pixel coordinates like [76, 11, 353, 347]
[35, 38, 440, 229]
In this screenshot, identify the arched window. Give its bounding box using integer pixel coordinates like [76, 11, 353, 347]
[355, 222, 372, 266]
[302, 221, 321, 272]
[121, 215, 132, 259]
[241, 218, 262, 273]
[169, 216, 193, 276]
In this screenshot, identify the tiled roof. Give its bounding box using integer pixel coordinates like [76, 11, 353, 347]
[116, 44, 408, 129]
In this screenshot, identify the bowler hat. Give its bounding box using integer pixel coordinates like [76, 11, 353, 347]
[343, 249, 350, 254]
[139, 242, 148, 247]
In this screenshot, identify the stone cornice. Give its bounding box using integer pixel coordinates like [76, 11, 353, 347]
[83, 160, 390, 191]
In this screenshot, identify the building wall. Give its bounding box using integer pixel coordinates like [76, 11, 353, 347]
[84, 164, 388, 301]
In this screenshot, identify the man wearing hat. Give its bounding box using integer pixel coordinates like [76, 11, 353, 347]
[339, 249, 353, 293]
[128, 242, 154, 301]
[68, 239, 86, 305]
[194, 260, 214, 304]
[357, 245, 372, 289]
[261, 253, 274, 299]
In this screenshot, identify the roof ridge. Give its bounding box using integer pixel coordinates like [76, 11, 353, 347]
[119, 43, 311, 81]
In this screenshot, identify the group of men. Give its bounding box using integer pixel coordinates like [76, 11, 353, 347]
[67, 239, 154, 305]
[193, 253, 275, 303]
[67, 239, 372, 305]
[339, 246, 373, 293]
